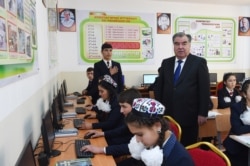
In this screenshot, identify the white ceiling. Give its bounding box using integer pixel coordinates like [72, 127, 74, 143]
[155, 0, 250, 6]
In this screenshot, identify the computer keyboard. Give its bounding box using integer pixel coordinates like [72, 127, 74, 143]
[55, 128, 78, 138]
[75, 139, 94, 158]
[77, 98, 85, 104]
[75, 107, 86, 114]
[73, 119, 84, 128]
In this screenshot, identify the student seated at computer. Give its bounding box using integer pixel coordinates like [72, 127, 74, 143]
[117, 98, 194, 166]
[217, 72, 242, 109]
[78, 75, 124, 131]
[82, 67, 99, 104]
[80, 88, 141, 158]
[223, 78, 250, 166]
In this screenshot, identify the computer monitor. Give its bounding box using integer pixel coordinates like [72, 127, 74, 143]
[15, 139, 36, 166]
[62, 79, 68, 95]
[233, 72, 245, 84]
[57, 89, 67, 113]
[60, 84, 67, 103]
[209, 73, 217, 84]
[41, 109, 61, 157]
[143, 74, 158, 85]
[51, 97, 63, 130]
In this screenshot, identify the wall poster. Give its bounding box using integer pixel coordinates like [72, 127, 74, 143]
[0, 0, 38, 87]
[175, 16, 236, 62]
[76, 11, 155, 64]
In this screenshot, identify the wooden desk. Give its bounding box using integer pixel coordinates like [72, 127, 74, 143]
[49, 119, 116, 166]
[230, 134, 250, 166]
[36, 96, 116, 166]
[198, 108, 230, 139]
[135, 86, 149, 97]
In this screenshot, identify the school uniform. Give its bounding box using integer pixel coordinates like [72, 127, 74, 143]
[217, 87, 240, 109]
[92, 97, 124, 131]
[162, 133, 194, 166]
[117, 133, 194, 166]
[223, 102, 250, 166]
[105, 123, 133, 145]
[93, 59, 124, 93]
[84, 80, 99, 104]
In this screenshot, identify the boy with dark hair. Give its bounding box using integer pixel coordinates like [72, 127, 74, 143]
[93, 43, 124, 95]
[80, 88, 141, 157]
[82, 67, 99, 104]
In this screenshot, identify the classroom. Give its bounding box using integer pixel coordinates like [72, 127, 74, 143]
[0, 0, 250, 165]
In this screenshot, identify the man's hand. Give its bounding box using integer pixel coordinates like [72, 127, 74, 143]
[109, 66, 118, 75]
[85, 130, 104, 138]
[198, 115, 207, 126]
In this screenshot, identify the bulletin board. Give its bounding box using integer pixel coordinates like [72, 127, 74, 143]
[175, 16, 236, 62]
[76, 11, 155, 64]
[0, 0, 38, 85]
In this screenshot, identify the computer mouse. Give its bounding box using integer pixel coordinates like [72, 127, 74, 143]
[84, 133, 95, 139]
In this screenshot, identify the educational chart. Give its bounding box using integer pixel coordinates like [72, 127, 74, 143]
[76, 11, 155, 64]
[0, 0, 37, 80]
[175, 17, 236, 62]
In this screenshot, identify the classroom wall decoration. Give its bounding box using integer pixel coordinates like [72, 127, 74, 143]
[238, 16, 250, 36]
[0, 0, 38, 87]
[175, 16, 236, 62]
[157, 13, 171, 34]
[76, 11, 155, 64]
[58, 8, 76, 32]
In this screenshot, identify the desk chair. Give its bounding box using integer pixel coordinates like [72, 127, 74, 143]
[215, 81, 224, 96]
[215, 109, 231, 150]
[186, 141, 231, 166]
[164, 116, 182, 141]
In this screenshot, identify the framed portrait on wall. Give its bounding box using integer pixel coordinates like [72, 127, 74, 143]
[58, 8, 76, 32]
[157, 13, 171, 34]
[238, 17, 250, 36]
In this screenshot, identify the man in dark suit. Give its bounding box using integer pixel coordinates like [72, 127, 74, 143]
[155, 32, 210, 146]
[93, 43, 124, 97]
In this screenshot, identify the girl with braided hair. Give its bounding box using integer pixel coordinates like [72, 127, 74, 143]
[118, 98, 194, 166]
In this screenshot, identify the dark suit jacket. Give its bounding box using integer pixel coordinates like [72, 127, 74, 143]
[93, 60, 124, 93]
[84, 81, 99, 104]
[217, 87, 240, 109]
[155, 54, 210, 126]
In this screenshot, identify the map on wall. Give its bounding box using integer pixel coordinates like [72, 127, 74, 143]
[175, 16, 236, 62]
[76, 11, 155, 64]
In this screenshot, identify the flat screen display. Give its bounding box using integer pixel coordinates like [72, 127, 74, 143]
[233, 72, 245, 83]
[41, 110, 61, 157]
[143, 74, 158, 85]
